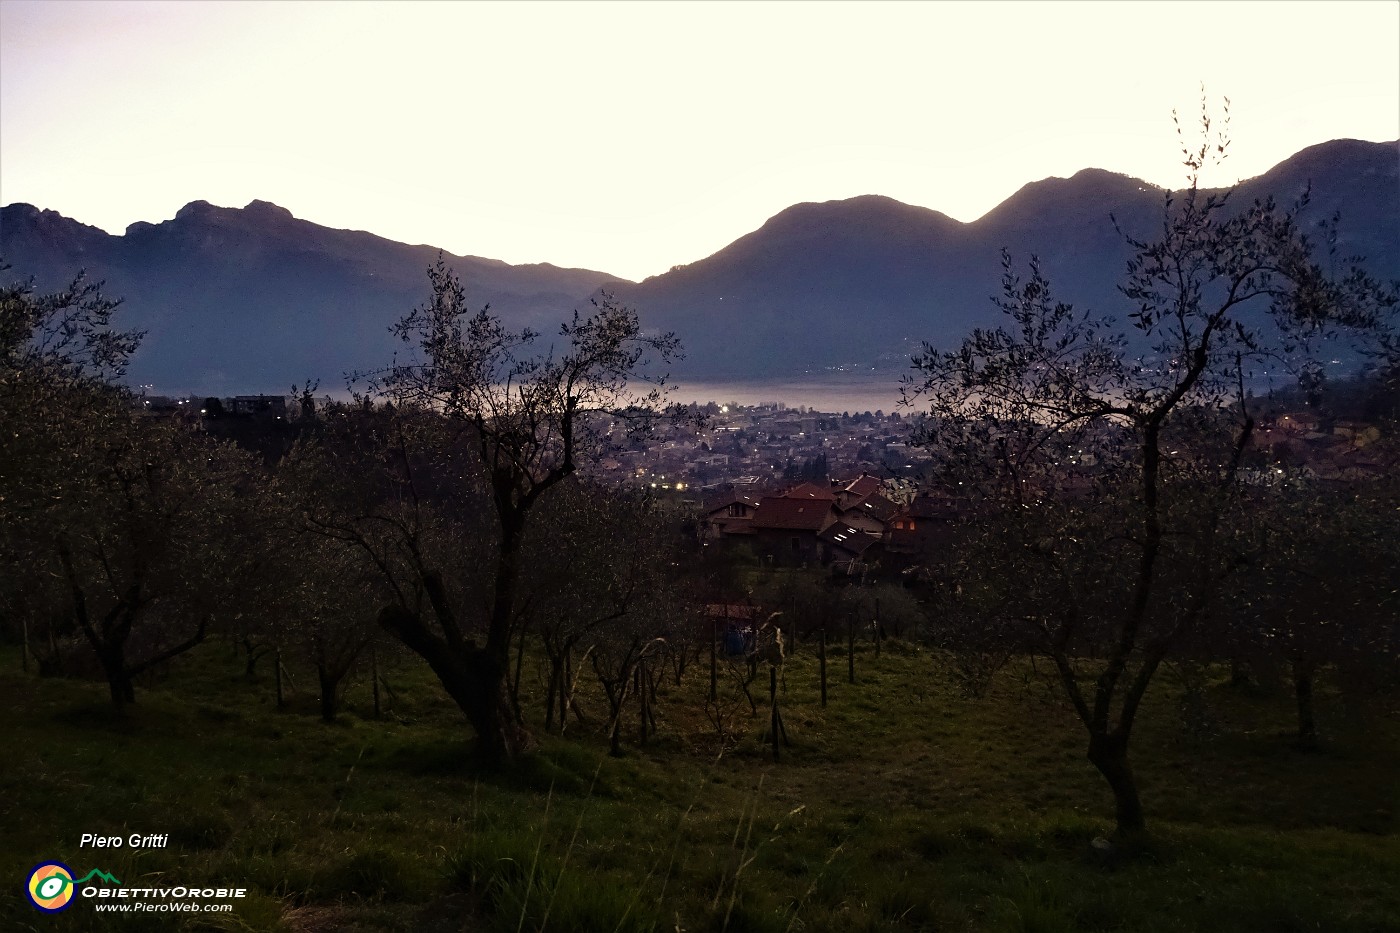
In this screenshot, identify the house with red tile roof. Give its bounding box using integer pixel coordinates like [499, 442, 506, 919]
[838, 491, 900, 535]
[701, 494, 761, 540]
[818, 521, 882, 565]
[750, 494, 838, 565]
[835, 473, 883, 508]
[780, 481, 836, 501]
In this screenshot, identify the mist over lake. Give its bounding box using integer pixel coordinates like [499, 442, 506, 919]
[675, 376, 908, 414]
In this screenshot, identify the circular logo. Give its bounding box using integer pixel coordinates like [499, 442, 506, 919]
[27, 862, 76, 913]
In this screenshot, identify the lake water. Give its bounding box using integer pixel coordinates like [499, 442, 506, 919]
[675, 378, 913, 415]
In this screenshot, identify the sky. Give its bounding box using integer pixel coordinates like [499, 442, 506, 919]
[1, 1, 1397, 282]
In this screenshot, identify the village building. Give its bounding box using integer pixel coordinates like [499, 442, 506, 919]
[749, 493, 838, 565]
[700, 494, 761, 540]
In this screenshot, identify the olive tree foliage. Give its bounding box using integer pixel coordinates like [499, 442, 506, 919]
[7, 397, 265, 710]
[327, 257, 682, 766]
[287, 533, 388, 723]
[1, 267, 143, 383]
[1219, 474, 1400, 749]
[524, 487, 690, 755]
[1, 267, 263, 710]
[515, 482, 681, 736]
[54, 412, 261, 709]
[901, 101, 1398, 836]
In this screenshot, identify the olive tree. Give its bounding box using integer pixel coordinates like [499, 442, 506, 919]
[1, 268, 260, 710]
[901, 103, 1397, 836]
[1223, 474, 1400, 748]
[336, 259, 680, 765]
[518, 483, 680, 736]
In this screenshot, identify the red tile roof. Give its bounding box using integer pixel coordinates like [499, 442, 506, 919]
[843, 492, 899, 522]
[752, 496, 836, 531]
[703, 494, 760, 516]
[842, 474, 883, 498]
[781, 482, 836, 500]
[818, 523, 880, 556]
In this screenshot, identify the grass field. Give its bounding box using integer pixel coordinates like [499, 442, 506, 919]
[2, 636, 1397, 932]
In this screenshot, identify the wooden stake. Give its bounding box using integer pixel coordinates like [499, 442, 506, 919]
[371, 645, 381, 719]
[275, 647, 285, 709]
[847, 615, 856, 684]
[770, 665, 780, 762]
[709, 616, 718, 703]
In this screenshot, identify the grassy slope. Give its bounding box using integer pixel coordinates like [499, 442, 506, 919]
[1, 639, 1397, 933]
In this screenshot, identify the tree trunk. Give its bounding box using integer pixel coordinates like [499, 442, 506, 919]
[605, 677, 627, 757]
[637, 665, 650, 745]
[452, 648, 532, 767]
[371, 646, 381, 719]
[477, 506, 534, 760]
[243, 637, 263, 679]
[317, 663, 338, 723]
[377, 604, 534, 767]
[1292, 660, 1318, 750]
[560, 649, 574, 731]
[511, 623, 527, 724]
[108, 666, 136, 710]
[1087, 732, 1145, 837]
[456, 648, 532, 767]
[275, 648, 285, 709]
[95, 643, 135, 712]
[609, 710, 623, 757]
[544, 654, 561, 732]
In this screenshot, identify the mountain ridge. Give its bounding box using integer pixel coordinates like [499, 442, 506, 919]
[3, 138, 1395, 392]
[603, 138, 1397, 377]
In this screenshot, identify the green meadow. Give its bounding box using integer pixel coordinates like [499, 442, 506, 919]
[3, 639, 1397, 932]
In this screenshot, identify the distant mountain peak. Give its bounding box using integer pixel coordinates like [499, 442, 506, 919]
[751, 194, 962, 245]
[1238, 137, 1399, 189]
[775, 193, 958, 221]
[977, 166, 1162, 231]
[172, 199, 296, 224]
[243, 199, 295, 220]
[165, 199, 294, 225]
[0, 197, 627, 394]
[174, 200, 216, 220]
[1, 202, 112, 251]
[1279, 137, 1397, 163]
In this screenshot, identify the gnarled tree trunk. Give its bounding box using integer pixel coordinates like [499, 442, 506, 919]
[378, 604, 534, 767]
[1087, 731, 1145, 836]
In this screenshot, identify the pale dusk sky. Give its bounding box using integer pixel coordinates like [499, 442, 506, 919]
[2, 0, 1396, 282]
